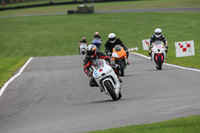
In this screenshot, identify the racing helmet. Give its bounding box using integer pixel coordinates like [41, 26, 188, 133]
[81, 37, 87, 42]
[108, 33, 116, 43]
[154, 28, 162, 38]
[87, 44, 97, 58]
[95, 32, 99, 36]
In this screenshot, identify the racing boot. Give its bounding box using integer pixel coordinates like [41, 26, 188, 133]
[127, 60, 130, 65]
[118, 75, 123, 83]
[149, 51, 152, 61]
[89, 78, 98, 87]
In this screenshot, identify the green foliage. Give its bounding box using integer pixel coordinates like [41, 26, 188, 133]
[87, 115, 200, 133]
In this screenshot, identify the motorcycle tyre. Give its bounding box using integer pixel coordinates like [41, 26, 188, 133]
[156, 64, 162, 70]
[119, 61, 124, 76]
[118, 91, 122, 99]
[155, 55, 162, 70]
[104, 80, 118, 101]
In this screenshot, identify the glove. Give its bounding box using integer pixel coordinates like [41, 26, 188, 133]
[114, 64, 120, 70]
[87, 72, 93, 77]
[165, 46, 168, 53]
[108, 52, 112, 57]
[149, 45, 152, 50]
[110, 59, 115, 67]
[126, 50, 129, 57]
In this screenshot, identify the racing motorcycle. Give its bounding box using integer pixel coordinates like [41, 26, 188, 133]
[151, 41, 166, 70]
[91, 59, 122, 101]
[92, 38, 102, 50]
[79, 43, 87, 55]
[111, 45, 127, 76]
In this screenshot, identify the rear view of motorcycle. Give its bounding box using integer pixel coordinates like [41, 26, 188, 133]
[92, 38, 102, 50]
[79, 43, 87, 55]
[91, 59, 122, 101]
[151, 41, 166, 70]
[111, 45, 127, 76]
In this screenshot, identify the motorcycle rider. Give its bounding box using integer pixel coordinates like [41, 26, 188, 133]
[79, 37, 88, 54]
[105, 33, 130, 65]
[149, 28, 168, 60]
[79, 37, 88, 44]
[93, 32, 101, 39]
[92, 32, 102, 50]
[83, 44, 122, 88]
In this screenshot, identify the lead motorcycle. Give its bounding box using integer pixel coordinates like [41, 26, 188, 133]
[79, 43, 87, 55]
[91, 59, 122, 101]
[111, 45, 127, 76]
[151, 41, 166, 70]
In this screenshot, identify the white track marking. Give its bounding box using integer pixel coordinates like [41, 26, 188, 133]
[0, 57, 33, 97]
[131, 52, 200, 72]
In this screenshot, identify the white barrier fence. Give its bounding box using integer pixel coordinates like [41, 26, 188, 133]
[142, 39, 150, 50]
[175, 40, 195, 57]
[141, 39, 195, 58]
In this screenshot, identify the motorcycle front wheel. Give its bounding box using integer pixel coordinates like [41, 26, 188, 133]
[104, 80, 118, 101]
[156, 56, 162, 70]
[119, 61, 124, 76]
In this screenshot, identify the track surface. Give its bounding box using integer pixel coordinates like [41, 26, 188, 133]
[0, 54, 200, 133]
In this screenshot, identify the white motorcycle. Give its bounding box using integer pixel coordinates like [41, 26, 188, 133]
[91, 59, 122, 101]
[79, 43, 87, 55]
[151, 41, 166, 70]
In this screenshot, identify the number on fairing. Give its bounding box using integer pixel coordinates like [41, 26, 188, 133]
[94, 71, 98, 76]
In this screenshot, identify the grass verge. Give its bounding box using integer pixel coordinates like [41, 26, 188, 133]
[86, 115, 200, 133]
[0, 57, 29, 87]
[1, 0, 200, 17]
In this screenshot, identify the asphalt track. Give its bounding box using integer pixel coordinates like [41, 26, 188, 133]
[0, 53, 200, 133]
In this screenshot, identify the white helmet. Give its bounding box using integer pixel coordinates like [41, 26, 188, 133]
[108, 33, 116, 43]
[154, 28, 162, 38]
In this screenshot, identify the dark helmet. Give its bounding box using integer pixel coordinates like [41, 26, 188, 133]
[87, 44, 97, 58]
[108, 33, 116, 43]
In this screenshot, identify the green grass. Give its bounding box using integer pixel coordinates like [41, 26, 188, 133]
[86, 115, 200, 133]
[0, 12, 200, 88]
[0, 57, 29, 86]
[1, 0, 200, 17]
[0, 0, 82, 8]
[3, 0, 200, 9]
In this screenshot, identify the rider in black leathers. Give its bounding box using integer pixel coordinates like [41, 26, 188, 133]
[105, 33, 129, 64]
